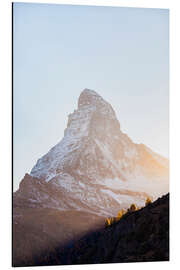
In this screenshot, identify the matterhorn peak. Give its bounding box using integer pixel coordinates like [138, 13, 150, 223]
[78, 88, 99, 100]
[30, 87, 168, 204]
[78, 88, 100, 108]
[30, 88, 121, 181]
[78, 88, 116, 119]
[80, 88, 100, 96]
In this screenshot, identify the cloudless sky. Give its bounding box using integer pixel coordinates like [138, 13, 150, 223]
[13, 3, 169, 191]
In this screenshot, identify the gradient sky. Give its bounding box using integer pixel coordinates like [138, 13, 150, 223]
[13, 3, 169, 191]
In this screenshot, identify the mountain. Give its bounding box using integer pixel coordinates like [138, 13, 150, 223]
[28, 88, 168, 212]
[13, 88, 169, 265]
[14, 193, 169, 266]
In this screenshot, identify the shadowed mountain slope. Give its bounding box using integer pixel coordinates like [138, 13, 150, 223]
[14, 193, 169, 266]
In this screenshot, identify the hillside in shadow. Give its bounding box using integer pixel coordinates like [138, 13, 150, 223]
[14, 193, 169, 266]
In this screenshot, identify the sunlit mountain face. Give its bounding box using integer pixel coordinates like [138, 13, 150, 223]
[25, 88, 168, 214]
[13, 89, 169, 266]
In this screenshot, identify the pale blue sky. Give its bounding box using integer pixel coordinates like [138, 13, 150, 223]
[13, 3, 169, 191]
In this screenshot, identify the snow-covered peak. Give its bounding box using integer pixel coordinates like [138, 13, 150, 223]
[30, 89, 122, 181]
[18, 88, 169, 219]
[30, 88, 168, 200]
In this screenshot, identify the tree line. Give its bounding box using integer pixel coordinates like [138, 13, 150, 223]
[105, 197, 152, 227]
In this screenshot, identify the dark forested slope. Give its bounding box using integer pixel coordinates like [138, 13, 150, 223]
[16, 193, 169, 266]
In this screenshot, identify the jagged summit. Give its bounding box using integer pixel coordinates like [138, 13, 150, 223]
[80, 88, 100, 96]
[78, 88, 116, 119]
[78, 88, 101, 107]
